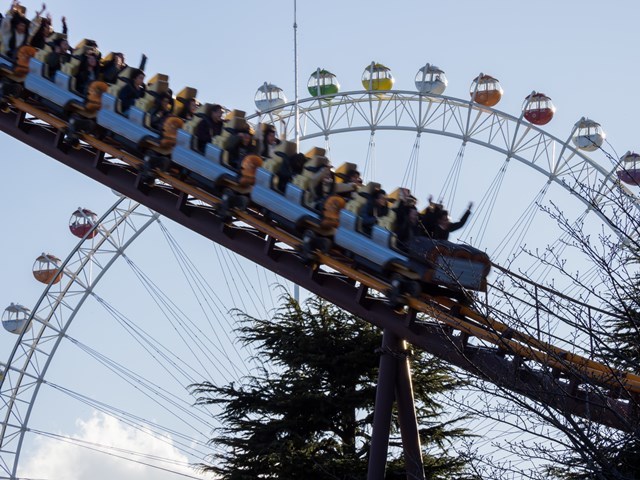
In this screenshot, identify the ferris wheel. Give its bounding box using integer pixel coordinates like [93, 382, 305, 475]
[251, 63, 637, 274]
[1, 61, 638, 479]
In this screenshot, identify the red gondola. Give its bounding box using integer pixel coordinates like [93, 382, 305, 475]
[523, 92, 555, 125]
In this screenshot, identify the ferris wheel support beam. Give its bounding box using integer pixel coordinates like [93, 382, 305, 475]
[0, 103, 636, 438]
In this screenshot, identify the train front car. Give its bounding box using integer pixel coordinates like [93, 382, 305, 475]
[334, 184, 491, 304]
[407, 241, 491, 292]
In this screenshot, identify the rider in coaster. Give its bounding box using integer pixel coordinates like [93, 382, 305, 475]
[420, 198, 472, 241]
[360, 189, 389, 236]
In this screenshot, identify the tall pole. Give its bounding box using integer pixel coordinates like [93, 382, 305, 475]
[293, 0, 300, 302]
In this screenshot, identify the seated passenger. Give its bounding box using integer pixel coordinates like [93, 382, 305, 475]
[392, 189, 421, 251]
[256, 123, 280, 159]
[29, 13, 66, 49]
[176, 97, 198, 121]
[334, 167, 362, 199]
[46, 36, 70, 78]
[149, 92, 173, 131]
[275, 151, 306, 193]
[75, 52, 100, 95]
[224, 126, 256, 170]
[101, 52, 125, 84]
[1, 1, 31, 59]
[421, 199, 472, 240]
[194, 103, 224, 153]
[360, 189, 389, 236]
[118, 68, 146, 115]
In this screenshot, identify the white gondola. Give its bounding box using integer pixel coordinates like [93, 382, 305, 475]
[414, 64, 447, 95]
[2, 303, 31, 334]
[572, 117, 605, 152]
[255, 83, 287, 113]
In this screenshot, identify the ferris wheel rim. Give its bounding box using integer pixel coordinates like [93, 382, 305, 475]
[0, 196, 160, 479]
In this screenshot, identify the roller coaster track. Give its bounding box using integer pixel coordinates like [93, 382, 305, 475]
[0, 98, 637, 433]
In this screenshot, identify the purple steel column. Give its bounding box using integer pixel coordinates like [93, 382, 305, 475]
[367, 329, 399, 480]
[395, 340, 425, 480]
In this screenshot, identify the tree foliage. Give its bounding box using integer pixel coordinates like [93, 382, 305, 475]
[190, 294, 474, 479]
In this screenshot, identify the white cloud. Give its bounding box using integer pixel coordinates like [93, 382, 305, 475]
[19, 412, 212, 480]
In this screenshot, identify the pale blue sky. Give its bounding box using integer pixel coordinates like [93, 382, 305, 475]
[0, 1, 638, 478]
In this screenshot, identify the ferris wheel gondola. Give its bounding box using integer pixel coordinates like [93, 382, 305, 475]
[69, 208, 99, 239]
[470, 73, 503, 107]
[617, 151, 640, 185]
[308, 68, 340, 97]
[522, 92, 555, 125]
[255, 82, 287, 113]
[572, 117, 606, 152]
[414, 64, 447, 95]
[2, 303, 31, 334]
[32, 253, 62, 285]
[362, 62, 394, 91]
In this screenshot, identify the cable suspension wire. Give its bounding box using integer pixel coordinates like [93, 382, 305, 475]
[491, 183, 550, 261]
[90, 294, 212, 388]
[460, 159, 509, 248]
[439, 142, 467, 208]
[67, 333, 214, 436]
[362, 131, 377, 182]
[45, 381, 214, 458]
[400, 133, 422, 193]
[27, 428, 205, 479]
[121, 256, 237, 383]
[157, 221, 251, 376]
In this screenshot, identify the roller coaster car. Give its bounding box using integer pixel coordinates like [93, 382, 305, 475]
[96, 72, 183, 156]
[251, 146, 340, 235]
[0, 46, 36, 107]
[172, 114, 241, 192]
[334, 185, 490, 295]
[24, 55, 108, 119]
[173, 109, 263, 197]
[0, 45, 36, 82]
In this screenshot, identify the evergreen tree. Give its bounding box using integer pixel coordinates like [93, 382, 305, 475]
[191, 294, 473, 479]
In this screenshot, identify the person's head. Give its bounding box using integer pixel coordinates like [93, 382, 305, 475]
[113, 52, 125, 69]
[188, 98, 199, 115]
[40, 17, 53, 36]
[86, 54, 97, 68]
[345, 168, 362, 185]
[263, 125, 277, 145]
[238, 129, 252, 144]
[210, 104, 223, 122]
[374, 189, 387, 207]
[289, 152, 307, 174]
[52, 37, 66, 53]
[14, 17, 29, 34]
[130, 69, 145, 88]
[155, 93, 171, 112]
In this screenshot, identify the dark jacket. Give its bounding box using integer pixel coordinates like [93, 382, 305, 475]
[118, 82, 146, 114]
[393, 202, 421, 245]
[360, 196, 389, 236]
[224, 134, 256, 170]
[194, 116, 223, 153]
[424, 208, 471, 240]
[75, 65, 99, 95]
[102, 60, 124, 84]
